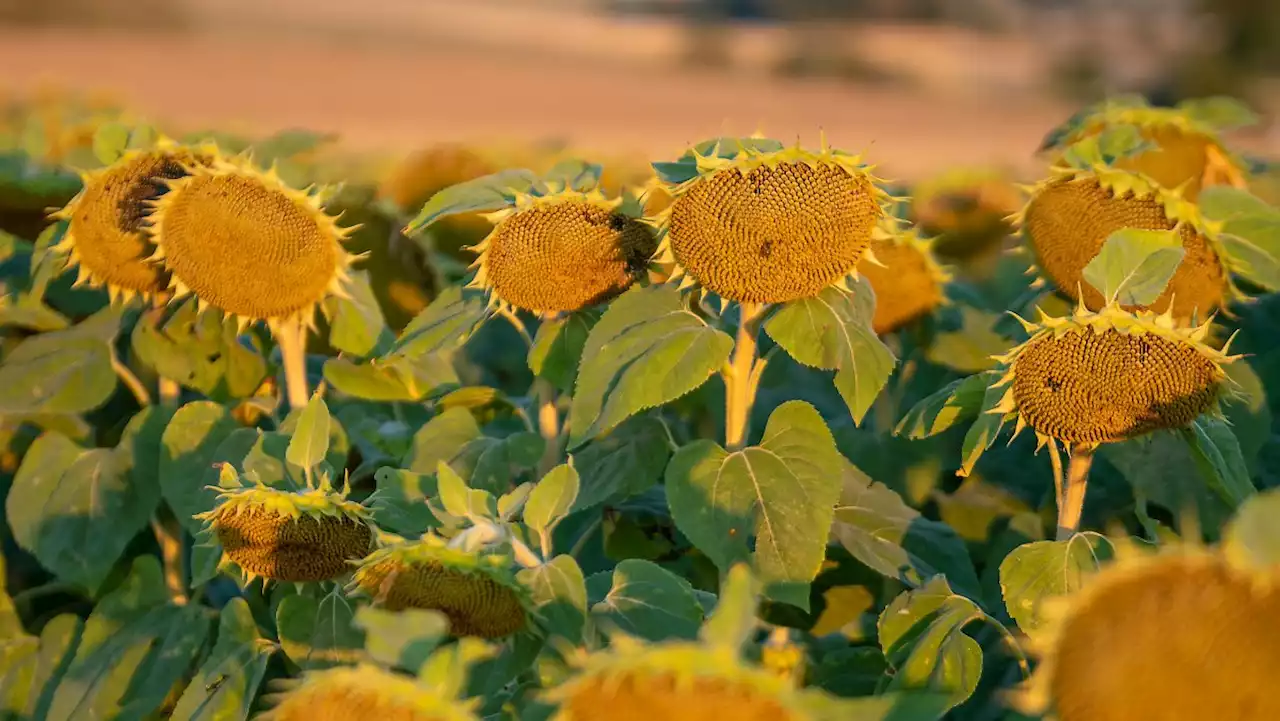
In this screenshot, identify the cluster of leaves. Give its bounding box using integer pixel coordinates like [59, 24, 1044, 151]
[0, 89, 1279, 721]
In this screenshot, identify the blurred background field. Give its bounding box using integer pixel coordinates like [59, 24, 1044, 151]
[1, 0, 1277, 182]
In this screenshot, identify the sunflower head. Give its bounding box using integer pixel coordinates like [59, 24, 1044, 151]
[910, 167, 1021, 263]
[1012, 540, 1280, 721]
[1039, 96, 1253, 199]
[468, 184, 657, 314]
[47, 138, 217, 303]
[990, 301, 1236, 450]
[857, 227, 950, 335]
[146, 153, 358, 329]
[1015, 158, 1233, 323]
[259, 663, 480, 721]
[651, 137, 894, 306]
[194, 472, 377, 586]
[349, 533, 534, 639]
[379, 144, 498, 213]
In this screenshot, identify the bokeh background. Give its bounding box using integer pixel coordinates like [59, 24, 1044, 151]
[1, 0, 1277, 182]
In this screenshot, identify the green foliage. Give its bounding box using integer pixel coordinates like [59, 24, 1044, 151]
[2, 98, 1278, 721]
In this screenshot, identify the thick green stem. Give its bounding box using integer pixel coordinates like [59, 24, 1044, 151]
[1048, 440, 1065, 515]
[274, 320, 310, 410]
[1057, 444, 1095, 540]
[723, 303, 764, 451]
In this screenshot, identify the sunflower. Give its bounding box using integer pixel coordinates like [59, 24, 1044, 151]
[543, 565, 872, 721]
[46, 138, 215, 303]
[260, 664, 480, 721]
[194, 474, 377, 587]
[349, 533, 533, 639]
[910, 167, 1021, 266]
[146, 153, 358, 330]
[650, 137, 894, 307]
[990, 300, 1236, 451]
[1038, 96, 1254, 200]
[1014, 158, 1236, 323]
[1011, 541, 1280, 721]
[856, 228, 950, 335]
[467, 184, 657, 314]
[378, 143, 499, 266]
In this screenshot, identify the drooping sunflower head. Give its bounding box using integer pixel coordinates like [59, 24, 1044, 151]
[194, 474, 377, 586]
[990, 301, 1236, 450]
[1039, 96, 1253, 199]
[259, 664, 480, 721]
[652, 137, 894, 306]
[856, 226, 950, 335]
[349, 533, 534, 640]
[47, 138, 218, 303]
[468, 184, 657, 314]
[1012, 542, 1280, 721]
[910, 167, 1021, 263]
[1014, 159, 1234, 322]
[147, 153, 358, 329]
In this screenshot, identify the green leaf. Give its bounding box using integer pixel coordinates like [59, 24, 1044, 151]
[324, 354, 458, 402]
[1218, 232, 1280, 291]
[1178, 96, 1259, 131]
[999, 534, 1113, 639]
[665, 400, 844, 610]
[0, 317, 119, 415]
[370, 468, 440, 536]
[130, 301, 267, 400]
[765, 284, 897, 425]
[276, 593, 365, 671]
[354, 606, 449, 675]
[877, 577, 984, 711]
[1223, 487, 1280, 571]
[568, 285, 734, 448]
[92, 122, 131, 165]
[1100, 431, 1233, 536]
[159, 402, 240, 532]
[114, 605, 214, 718]
[436, 461, 496, 520]
[0, 613, 81, 720]
[652, 136, 785, 184]
[698, 563, 758, 651]
[524, 463, 580, 536]
[1182, 415, 1255, 509]
[572, 415, 673, 512]
[517, 555, 588, 644]
[894, 373, 996, 440]
[469, 431, 545, 495]
[286, 390, 331, 473]
[1199, 186, 1280, 225]
[0, 294, 70, 332]
[958, 382, 1009, 477]
[529, 311, 597, 394]
[7, 432, 159, 594]
[326, 270, 394, 358]
[543, 159, 603, 193]
[831, 460, 982, 600]
[1081, 228, 1184, 306]
[923, 309, 1010, 374]
[170, 598, 274, 721]
[387, 286, 490, 361]
[589, 559, 703, 642]
[404, 407, 484, 472]
[404, 169, 538, 234]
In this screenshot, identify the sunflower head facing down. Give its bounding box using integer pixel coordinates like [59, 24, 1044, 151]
[193, 469, 378, 587]
[910, 167, 1022, 264]
[48, 137, 218, 304]
[349, 532, 534, 640]
[260, 663, 481, 721]
[650, 136, 895, 307]
[1014, 152, 1235, 323]
[1038, 95, 1255, 199]
[856, 226, 950, 335]
[467, 183, 657, 314]
[1011, 537, 1280, 721]
[146, 153, 359, 330]
[988, 300, 1236, 452]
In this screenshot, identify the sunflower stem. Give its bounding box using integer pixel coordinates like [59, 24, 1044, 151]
[158, 377, 181, 406]
[110, 349, 151, 407]
[274, 320, 310, 410]
[1057, 444, 1095, 540]
[724, 303, 764, 452]
[1048, 440, 1065, 515]
[151, 509, 187, 605]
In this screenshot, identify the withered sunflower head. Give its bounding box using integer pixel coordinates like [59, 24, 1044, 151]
[652, 137, 894, 306]
[147, 154, 358, 330]
[48, 138, 217, 303]
[349, 533, 533, 640]
[856, 227, 950, 334]
[259, 664, 480, 721]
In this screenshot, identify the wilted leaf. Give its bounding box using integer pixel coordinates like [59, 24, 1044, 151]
[568, 285, 734, 448]
[765, 284, 897, 425]
[665, 401, 844, 610]
[276, 593, 365, 671]
[999, 534, 1113, 639]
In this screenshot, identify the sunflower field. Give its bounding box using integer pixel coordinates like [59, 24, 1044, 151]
[1, 88, 1280, 721]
